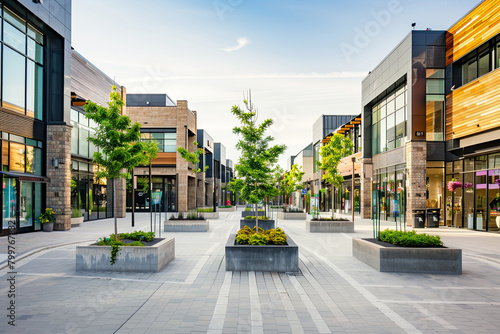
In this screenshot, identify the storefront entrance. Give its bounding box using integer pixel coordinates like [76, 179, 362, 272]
[1, 173, 45, 236]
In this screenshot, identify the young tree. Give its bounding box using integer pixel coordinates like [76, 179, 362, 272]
[177, 141, 208, 217]
[280, 164, 305, 212]
[84, 86, 158, 238]
[230, 98, 286, 231]
[317, 133, 353, 219]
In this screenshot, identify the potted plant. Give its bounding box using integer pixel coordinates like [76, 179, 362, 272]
[39, 208, 56, 232]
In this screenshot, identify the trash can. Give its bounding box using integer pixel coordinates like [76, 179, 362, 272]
[426, 209, 440, 228]
[413, 209, 425, 228]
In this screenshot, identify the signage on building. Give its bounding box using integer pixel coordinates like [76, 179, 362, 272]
[415, 131, 425, 137]
[301, 189, 307, 195]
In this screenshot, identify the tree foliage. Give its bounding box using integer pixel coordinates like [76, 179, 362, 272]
[317, 133, 353, 189]
[280, 164, 305, 199]
[84, 86, 158, 180]
[230, 100, 286, 205]
[177, 141, 209, 174]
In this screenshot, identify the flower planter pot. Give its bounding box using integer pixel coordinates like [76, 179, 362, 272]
[71, 217, 84, 228]
[240, 219, 275, 230]
[277, 212, 307, 220]
[225, 234, 299, 272]
[352, 238, 462, 274]
[199, 212, 219, 219]
[241, 211, 265, 217]
[217, 206, 235, 212]
[76, 237, 175, 272]
[306, 219, 353, 233]
[164, 219, 209, 232]
[42, 222, 54, 232]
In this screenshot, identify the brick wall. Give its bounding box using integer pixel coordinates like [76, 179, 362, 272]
[406, 141, 427, 225]
[46, 124, 72, 231]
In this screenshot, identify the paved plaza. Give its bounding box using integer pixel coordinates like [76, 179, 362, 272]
[1, 209, 500, 333]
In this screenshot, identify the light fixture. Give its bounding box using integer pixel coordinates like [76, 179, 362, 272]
[52, 158, 58, 168]
[33, 0, 43, 4]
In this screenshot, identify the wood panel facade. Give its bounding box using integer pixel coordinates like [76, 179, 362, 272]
[151, 152, 176, 166]
[446, 0, 500, 66]
[446, 68, 500, 140]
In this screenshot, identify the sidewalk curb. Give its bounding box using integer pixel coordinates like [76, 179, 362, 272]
[0, 239, 94, 271]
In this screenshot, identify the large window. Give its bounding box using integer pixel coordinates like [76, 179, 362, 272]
[140, 129, 176, 153]
[457, 34, 500, 87]
[371, 83, 407, 155]
[0, 6, 44, 119]
[0, 133, 43, 175]
[426, 69, 445, 141]
[70, 108, 97, 158]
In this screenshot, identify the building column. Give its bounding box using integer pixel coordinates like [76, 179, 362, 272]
[46, 124, 72, 231]
[115, 177, 126, 218]
[406, 141, 427, 226]
[206, 177, 214, 207]
[197, 174, 205, 207]
[360, 158, 372, 219]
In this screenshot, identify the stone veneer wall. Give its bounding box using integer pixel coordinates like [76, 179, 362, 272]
[46, 124, 72, 231]
[406, 141, 427, 225]
[360, 158, 373, 219]
[206, 178, 214, 207]
[115, 177, 126, 218]
[196, 174, 205, 207]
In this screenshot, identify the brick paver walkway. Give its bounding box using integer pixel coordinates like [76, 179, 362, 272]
[1, 210, 500, 333]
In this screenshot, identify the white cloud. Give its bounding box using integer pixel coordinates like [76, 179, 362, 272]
[221, 37, 251, 52]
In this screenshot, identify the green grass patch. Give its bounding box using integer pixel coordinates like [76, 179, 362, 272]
[197, 208, 214, 212]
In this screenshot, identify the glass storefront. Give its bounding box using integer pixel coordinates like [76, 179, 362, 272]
[372, 166, 406, 225]
[445, 154, 500, 231]
[126, 176, 177, 212]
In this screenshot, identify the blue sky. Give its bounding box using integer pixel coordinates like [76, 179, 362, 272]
[72, 0, 480, 168]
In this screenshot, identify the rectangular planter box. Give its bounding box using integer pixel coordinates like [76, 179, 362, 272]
[240, 219, 275, 230]
[164, 220, 209, 232]
[199, 212, 219, 219]
[241, 211, 265, 217]
[352, 238, 462, 274]
[306, 219, 354, 233]
[278, 212, 307, 220]
[76, 238, 175, 272]
[225, 234, 299, 272]
[217, 206, 235, 212]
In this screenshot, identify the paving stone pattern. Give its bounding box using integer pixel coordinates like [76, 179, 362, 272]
[1, 211, 500, 333]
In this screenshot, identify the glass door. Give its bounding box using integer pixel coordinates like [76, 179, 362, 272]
[2, 178, 17, 233]
[19, 181, 33, 231]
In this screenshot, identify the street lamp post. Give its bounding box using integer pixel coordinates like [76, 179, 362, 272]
[352, 157, 355, 223]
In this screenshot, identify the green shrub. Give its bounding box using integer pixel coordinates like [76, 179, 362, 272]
[218, 205, 233, 208]
[197, 208, 214, 212]
[244, 207, 252, 211]
[244, 216, 269, 220]
[71, 208, 82, 218]
[96, 231, 156, 264]
[248, 234, 267, 245]
[379, 229, 443, 247]
[127, 241, 145, 247]
[118, 231, 155, 242]
[235, 226, 287, 246]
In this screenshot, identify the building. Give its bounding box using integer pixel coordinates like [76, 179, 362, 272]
[312, 115, 357, 212]
[197, 129, 215, 208]
[214, 142, 226, 206]
[444, 0, 500, 232]
[1, 0, 72, 234]
[362, 0, 500, 232]
[126, 94, 197, 213]
[70, 49, 125, 222]
[226, 159, 234, 205]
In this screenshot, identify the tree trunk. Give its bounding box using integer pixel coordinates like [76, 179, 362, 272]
[255, 203, 259, 232]
[331, 185, 335, 220]
[113, 178, 117, 239]
[195, 177, 198, 218]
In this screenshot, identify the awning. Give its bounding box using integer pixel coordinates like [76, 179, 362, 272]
[0, 171, 50, 183]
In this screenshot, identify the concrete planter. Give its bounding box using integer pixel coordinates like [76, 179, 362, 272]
[71, 217, 84, 228]
[199, 212, 219, 219]
[217, 206, 235, 212]
[76, 238, 175, 272]
[164, 219, 209, 232]
[240, 219, 275, 230]
[42, 222, 54, 232]
[352, 238, 462, 274]
[306, 219, 354, 233]
[225, 234, 299, 272]
[278, 212, 307, 220]
[241, 211, 265, 217]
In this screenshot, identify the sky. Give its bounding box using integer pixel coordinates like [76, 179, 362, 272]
[72, 0, 481, 169]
